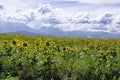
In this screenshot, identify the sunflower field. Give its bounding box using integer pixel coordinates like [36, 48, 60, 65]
[0, 34, 120, 80]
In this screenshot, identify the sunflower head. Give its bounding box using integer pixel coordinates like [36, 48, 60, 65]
[66, 47, 70, 51]
[12, 40, 17, 46]
[23, 42, 28, 48]
[4, 40, 7, 45]
[35, 42, 39, 46]
[45, 40, 51, 46]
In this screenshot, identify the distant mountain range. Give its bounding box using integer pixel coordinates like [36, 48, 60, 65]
[0, 22, 33, 32]
[0, 22, 120, 38]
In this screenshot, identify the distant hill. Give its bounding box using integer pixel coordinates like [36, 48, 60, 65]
[0, 22, 33, 33]
[0, 22, 120, 38]
[36, 27, 65, 36]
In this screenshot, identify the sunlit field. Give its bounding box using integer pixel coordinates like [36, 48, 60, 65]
[0, 34, 120, 80]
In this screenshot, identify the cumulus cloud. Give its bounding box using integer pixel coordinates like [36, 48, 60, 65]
[19, 4, 67, 29]
[38, 4, 52, 15]
[0, 3, 120, 34]
[98, 13, 114, 24]
[115, 15, 120, 24]
[74, 13, 90, 24]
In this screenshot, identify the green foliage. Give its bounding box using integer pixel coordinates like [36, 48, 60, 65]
[5, 76, 19, 80]
[0, 33, 120, 80]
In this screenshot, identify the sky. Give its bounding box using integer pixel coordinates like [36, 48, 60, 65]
[0, 0, 120, 33]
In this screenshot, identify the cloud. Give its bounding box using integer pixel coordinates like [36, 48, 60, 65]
[53, 1, 80, 7]
[80, 0, 120, 3]
[0, 3, 4, 10]
[0, 3, 120, 34]
[53, 0, 120, 3]
[74, 13, 90, 24]
[22, 4, 67, 29]
[38, 4, 52, 15]
[52, 0, 120, 11]
[104, 3, 120, 7]
[98, 13, 114, 25]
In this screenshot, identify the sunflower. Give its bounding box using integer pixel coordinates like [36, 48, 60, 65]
[3, 40, 7, 45]
[22, 42, 28, 48]
[12, 40, 17, 46]
[35, 42, 39, 46]
[66, 47, 70, 51]
[45, 41, 51, 46]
